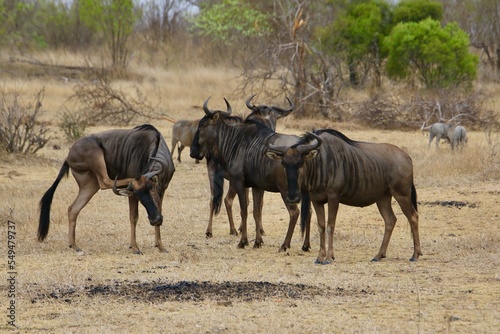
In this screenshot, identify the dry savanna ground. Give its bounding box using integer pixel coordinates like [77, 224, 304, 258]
[0, 56, 499, 333]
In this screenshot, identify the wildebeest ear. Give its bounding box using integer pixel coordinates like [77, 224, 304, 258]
[265, 151, 283, 161]
[152, 175, 159, 184]
[304, 149, 319, 160]
[210, 111, 221, 123]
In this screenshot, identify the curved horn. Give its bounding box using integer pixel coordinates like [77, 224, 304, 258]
[272, 96, 295, 116]
[246, 94, 257, 110]
[203, 97, 214, 117]
[297, 132, 322, 154]
[223, 97, 232, 115]
[264, 133, 289, 154]
[143, 156, 166, 179]
[113, 176, 132, 196]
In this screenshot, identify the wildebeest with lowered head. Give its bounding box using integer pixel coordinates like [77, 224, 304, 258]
[191, 97, 310, 252]
[38, 124, 175, 254]
[265, 129, 422, 264]
[171, 119, 200, 163]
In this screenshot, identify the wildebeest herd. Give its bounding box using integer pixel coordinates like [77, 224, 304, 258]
[37, 96, 468, 264]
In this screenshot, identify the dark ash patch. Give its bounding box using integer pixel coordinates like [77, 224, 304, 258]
[31, 280, 373, 304]
[419, 200, 478, 208]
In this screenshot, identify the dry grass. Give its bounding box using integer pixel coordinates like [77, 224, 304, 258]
[0, 58, 499, 333]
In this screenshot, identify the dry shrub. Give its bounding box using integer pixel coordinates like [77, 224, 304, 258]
[68, 78, 163, 126]
[0, 87, 49, 154]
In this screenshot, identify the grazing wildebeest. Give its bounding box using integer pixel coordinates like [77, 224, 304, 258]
[191, 97, 311, 252]
[264, 129, 422, 264]
[447, 125, 468, 150]
[38, 124, 175, 254]
[171, 119, 200, 163]
[193, 95, 297, 240]
[421, 122, 453, 148]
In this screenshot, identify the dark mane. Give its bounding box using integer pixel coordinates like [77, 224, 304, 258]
[314, 128, 359, 147]
[134, 124, 158, 132]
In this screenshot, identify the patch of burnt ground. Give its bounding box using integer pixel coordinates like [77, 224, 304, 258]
[31, 280, 374, 304]
[419, 200, 478, 208]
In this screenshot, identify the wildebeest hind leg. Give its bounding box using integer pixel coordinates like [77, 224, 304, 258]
[68, 172, 99, 252]
[224, 184, 239, 236]
[393, 193, 421, 261]
[373, 195, 397, 262]
[88, 149, 135, 189]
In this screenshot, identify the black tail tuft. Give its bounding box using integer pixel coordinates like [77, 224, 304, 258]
[212, 169, 225, 215]
[38, 161, 69, 241]
[300, 192, 311, 237]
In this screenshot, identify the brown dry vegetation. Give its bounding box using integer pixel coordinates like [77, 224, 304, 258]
[0, 53, 499, 333]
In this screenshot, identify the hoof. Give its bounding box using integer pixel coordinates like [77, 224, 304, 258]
[206, 232, 213, 238]
[237, 241, 248, 249]
[314, 259, 331, 265]
[278, 245, 289, 253]
[409, 257, 418, 262]
[301, 245, 311, 252]
[130, 247, 143, 255]
[253, 242, 263, 249]
[371, 258, 380, 262]
[229, 229, 238, 236]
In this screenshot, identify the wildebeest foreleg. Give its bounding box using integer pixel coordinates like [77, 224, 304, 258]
[251, 188, 265, 248]
[235, 181, 249, 248]
[154, 195, 168, 253]
[278, 201, 299, 252]
[154, 226, 167, 253]
[312, 202, 327, 264]
[68, 171, 100, 252]
[325, 197, 340, 264]
[372, 195, 397, 262]
[128, 196, 142, 254]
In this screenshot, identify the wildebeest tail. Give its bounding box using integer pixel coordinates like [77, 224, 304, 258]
[212, 169, 225, 215]
[300, 192, 311, 237]
[38, 161, 69, 241]
[411, 181, 418, 212]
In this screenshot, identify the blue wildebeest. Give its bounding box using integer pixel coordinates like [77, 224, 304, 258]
[264, 129, 422, 264]
[191, 97, 311, 252]
[38, 124, 175, 254]
[171, 119, 200, 163]
[195, 95, 296, 239]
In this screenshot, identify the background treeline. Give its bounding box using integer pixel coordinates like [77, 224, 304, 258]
[0, 0, 499, 129]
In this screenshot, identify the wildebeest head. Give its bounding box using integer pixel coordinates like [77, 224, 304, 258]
[190, 97, 233, 161]
[245, 95, 294, 131]
[265, 132, 322, 204]
[113, 157, 166, 226]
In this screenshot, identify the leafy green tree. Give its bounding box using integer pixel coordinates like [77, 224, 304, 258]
[384, 18, 478, 89]
[0, 0, 39, 50]
[316, 0, 391, 86]
[191, 0, 272, 44]
[392, 0, 443, 24]
[79, 0, 140, 68]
